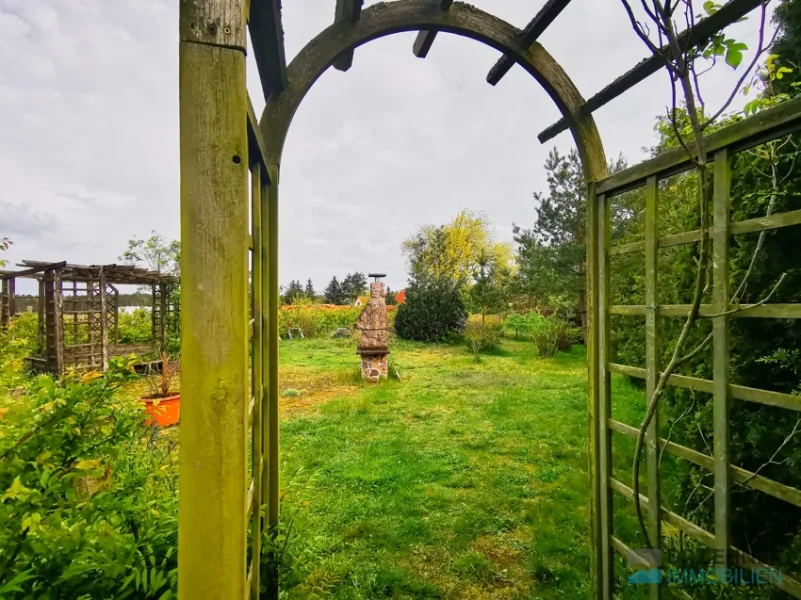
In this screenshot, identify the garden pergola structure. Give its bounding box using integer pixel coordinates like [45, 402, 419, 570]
[0, 260, 177, 374]
[179, 0, 801, 598]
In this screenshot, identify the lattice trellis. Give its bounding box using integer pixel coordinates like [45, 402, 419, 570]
[587, 98, 801, 599]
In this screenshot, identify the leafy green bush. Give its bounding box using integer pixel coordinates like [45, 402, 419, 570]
[503, 312, 571, 358]
[1, 315, 39, 391]
[395, 281, 467, 342]
[279, 303, 364, 338]
[0, 359, 179, 599]
[118, 308, 153, 344]
[463, 318, 502, 362]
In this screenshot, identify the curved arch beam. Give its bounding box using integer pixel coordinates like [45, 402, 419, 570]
[259, 0, 607, 182]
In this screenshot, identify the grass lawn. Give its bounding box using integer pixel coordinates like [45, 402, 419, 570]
[274, 337, 650, 599]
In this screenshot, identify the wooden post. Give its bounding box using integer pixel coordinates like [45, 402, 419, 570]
[644, 176, 661, 599]
[712, 149, 731, 569]
[113, 287, 120, 345]
[586, 181, 604, 599]
[87, 279, 96, 367]
[43, 268, 64, 376]
[37, 279, 45, 354]
[178, 0, 249, 598]
[159, 282, 168, 355]
[151, 283, 158, 352]
[597, 190, 613, 599]
[99, 267, 109, 371]
[249, 161, 263, 599]
[262, 162, 280, 599]
[7, 277, 15, 319]
[0, 279, 8, 331]
[72, 280, 78, 345]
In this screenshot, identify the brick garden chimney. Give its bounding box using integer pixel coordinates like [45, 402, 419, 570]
[355, 274, 389, 382]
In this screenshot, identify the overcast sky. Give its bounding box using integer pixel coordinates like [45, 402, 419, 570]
[0, 0, 773, 294]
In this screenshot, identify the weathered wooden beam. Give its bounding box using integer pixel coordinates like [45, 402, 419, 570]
[0, 261, 67, 280]
[486, 0, 571, 85]
[333, 0, 364, 72]
[0, 279, 10, 331]
[247, 96, 271, 180]
[178, 0, 249, 598]
[609, 303, 801, 319]
[609, 362, 801, 412]
[43, 267, 64, 376]
[712, 149, 732, 570]
[597, 96, 801, 196]
[585, 181, 604, 599]
[538, 0, 764, 142]
[643, 176, 661, 600]
[264, 163, 280, 599]
[597, 190, 613, 599]
[248, 0, 287, 99]
[412, 0, 454, 59]
[610, 418, 801, 508]
[249, 162, 264, 600]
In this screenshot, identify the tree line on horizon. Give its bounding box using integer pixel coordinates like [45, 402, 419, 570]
[280, 273, 399, 306]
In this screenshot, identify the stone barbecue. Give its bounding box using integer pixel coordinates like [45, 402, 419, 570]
[355, 278, 389, 382]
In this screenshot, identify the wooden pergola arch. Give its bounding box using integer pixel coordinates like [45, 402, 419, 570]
[178, 1, 784, 598]
[257, 1, 607, 179]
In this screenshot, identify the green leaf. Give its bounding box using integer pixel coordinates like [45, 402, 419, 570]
[3, 476, 32, 501]
[725, 48, 743, 69]
[0, 570, 34, 594]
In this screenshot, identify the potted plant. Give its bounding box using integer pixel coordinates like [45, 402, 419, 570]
[140, 351, 180, 427]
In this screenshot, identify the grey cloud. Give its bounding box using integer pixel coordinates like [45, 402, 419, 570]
[0, 201, 57, 238]
[0, 0, 774, 293]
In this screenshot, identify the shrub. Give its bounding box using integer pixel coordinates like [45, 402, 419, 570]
[463, 318, 503, 362]
[279, 303, 364, 338]
[1, 314, 39, 390]
[394, 281, 467, 342]
[118, 308, 152, 344]
[503, 312, 572, 358]
[0, 359, 179, 599]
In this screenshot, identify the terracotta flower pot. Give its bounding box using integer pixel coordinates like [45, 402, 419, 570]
[141, 393, 181, 427]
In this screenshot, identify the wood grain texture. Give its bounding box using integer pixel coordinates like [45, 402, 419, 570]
[180, 0, 247, 49]
[178, 0, 249, 594]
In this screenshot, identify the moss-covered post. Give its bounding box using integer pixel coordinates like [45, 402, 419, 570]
[712, 148, 731, 570]
[644, 176, 661, 599]
[262, 162, 280, 599]
[586, 181, 603, 598]
[178, 0, 249, 598]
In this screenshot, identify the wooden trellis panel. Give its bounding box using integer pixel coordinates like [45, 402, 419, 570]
[589, 96, 801, 599]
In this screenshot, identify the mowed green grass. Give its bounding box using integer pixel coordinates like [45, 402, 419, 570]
[276, 337, 648, 599]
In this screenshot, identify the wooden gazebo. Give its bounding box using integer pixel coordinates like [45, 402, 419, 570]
[0, 260, 178, 375]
